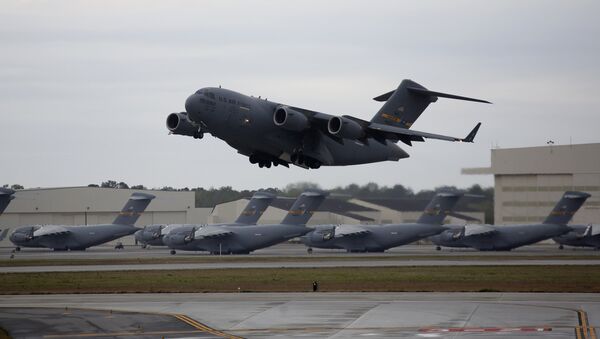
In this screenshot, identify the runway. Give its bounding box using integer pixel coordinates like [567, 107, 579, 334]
[2, 243, 599, 273]
[1, 293, 598, 338]
[3, 243, 598, 260]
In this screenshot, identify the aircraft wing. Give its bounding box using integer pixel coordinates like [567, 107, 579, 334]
[33, 225, 70, 237]
[334, 225, 370, 238]
[194, 225, 233, 239]
[368, 122, 481, 145]
[462, 224, 497, 237]
[288, 106, 481, 146]
[583, 224, 600, 237]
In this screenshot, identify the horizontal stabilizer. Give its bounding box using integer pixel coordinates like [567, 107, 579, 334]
[407, 87, 492, 104]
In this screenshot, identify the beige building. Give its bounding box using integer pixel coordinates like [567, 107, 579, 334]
[463, 143, 600, 224]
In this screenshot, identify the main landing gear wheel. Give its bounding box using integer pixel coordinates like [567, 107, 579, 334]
[436, 246, 441, 251]
[558, 245, 564, 250]
[170, 250, 176, 255]
[193, 131, 203, 139]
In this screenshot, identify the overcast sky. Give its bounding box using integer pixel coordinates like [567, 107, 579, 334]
[1, 1, 599, 191]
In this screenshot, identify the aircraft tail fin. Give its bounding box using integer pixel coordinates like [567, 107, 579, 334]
[0, 229, 9, 241]
[112, 192, 156, 226]
[416, 192, 462, 225]
[543, 191, 590, 225]
[281, 190, 328, 226]
[371, 79, 490, 129]
[0, 188, 15, 215]
[234, 191, 276, 225]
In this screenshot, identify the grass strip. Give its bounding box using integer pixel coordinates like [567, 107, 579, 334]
[2, 254, 600, 267]
[1, 265, 600, 294]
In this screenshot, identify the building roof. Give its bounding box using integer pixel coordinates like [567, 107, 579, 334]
[362, 198, 479, 213]
[463, 142, 600, 175]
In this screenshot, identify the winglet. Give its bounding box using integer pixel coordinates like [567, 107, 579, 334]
[461, 122, 481, 143]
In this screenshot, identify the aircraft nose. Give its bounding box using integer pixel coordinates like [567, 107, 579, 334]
[185, 93, 201, 115]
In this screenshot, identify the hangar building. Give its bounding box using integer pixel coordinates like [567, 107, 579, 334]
[463, 143, 600, 225]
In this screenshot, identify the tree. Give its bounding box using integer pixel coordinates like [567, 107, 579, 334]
[130, 185, 147, 190]
[10, 184, 24, 190]
[100, 180, 118, 188]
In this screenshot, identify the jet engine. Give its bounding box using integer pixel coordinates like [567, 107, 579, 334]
[309, 227, 335, 242]
[9, 227, 35, 244]
[327, 116, 365, 140]
[166, 112, 202, 138]
[273, 106, 309, 132]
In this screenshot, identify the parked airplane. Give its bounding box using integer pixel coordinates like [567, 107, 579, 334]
[553, 224, 600, 249]
[134, 191, 275, 247]
[0, 188, 15, 241]
[430, 191, 590, 251]
[167, 79, 489, 169]
[301, 192, 463, 252]
[163, 191, 327, 254]
[9, 192, 155, 251]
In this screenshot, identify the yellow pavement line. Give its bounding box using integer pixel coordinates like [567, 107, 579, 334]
[174, 314, 243, 339]
[576, 326, 584, 339]
[43, 330, 202, 338]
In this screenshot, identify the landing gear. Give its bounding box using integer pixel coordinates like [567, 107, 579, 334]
[15, 246, 21, 252]
[170, 250, 176, 255]
[193, 131, 204, 139]
[558, 245, 564, 250]
[307, 247, 313, 254]
[291, 152, 321, 169]
[436, 246, 441, 251]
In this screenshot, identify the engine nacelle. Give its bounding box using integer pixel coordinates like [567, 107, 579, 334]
[310, 227, 335, 242]
[166, 112, 199, 137]
[273, 106, 309, 132]
[327, 116, 365, 140]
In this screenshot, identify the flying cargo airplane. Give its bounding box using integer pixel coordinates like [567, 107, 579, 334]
[9, 192, 155, 251]
[429, 191, 590, 251]
[166, 79, 489, 169]
[134, 191, 276, 247]
[301, 192, 463, 252]
[553, 223, 600, 249]
[0, 188, 15, 241]
[163, 191, 327, 254]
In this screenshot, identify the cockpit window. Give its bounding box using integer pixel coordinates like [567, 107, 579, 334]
[195, 89, 203, 95]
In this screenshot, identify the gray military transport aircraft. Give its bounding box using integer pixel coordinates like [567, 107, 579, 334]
[9, 192, 155, 251]
[163, 191, 327, 254]
[553, 223, 600, 249]
[166, 79, 489, 169]
[134, 191, 275, 247]
[301, 192, 462, 252]
[0, 188, 16, 241]
[429, 191, 590, 251]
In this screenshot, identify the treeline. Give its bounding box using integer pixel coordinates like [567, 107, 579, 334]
[4, 181, 494, 223]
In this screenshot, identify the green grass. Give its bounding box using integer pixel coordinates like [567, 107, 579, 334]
[1, 265, 600, 294]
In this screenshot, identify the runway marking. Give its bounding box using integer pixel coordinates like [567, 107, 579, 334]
[174, 314, 244, 339]
[43, 330, 207, 338]
[419, 327, 552, 333]
[577, 309, 597, 339]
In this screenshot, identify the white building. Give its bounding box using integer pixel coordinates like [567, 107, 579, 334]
[463, 143, 600, 224]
